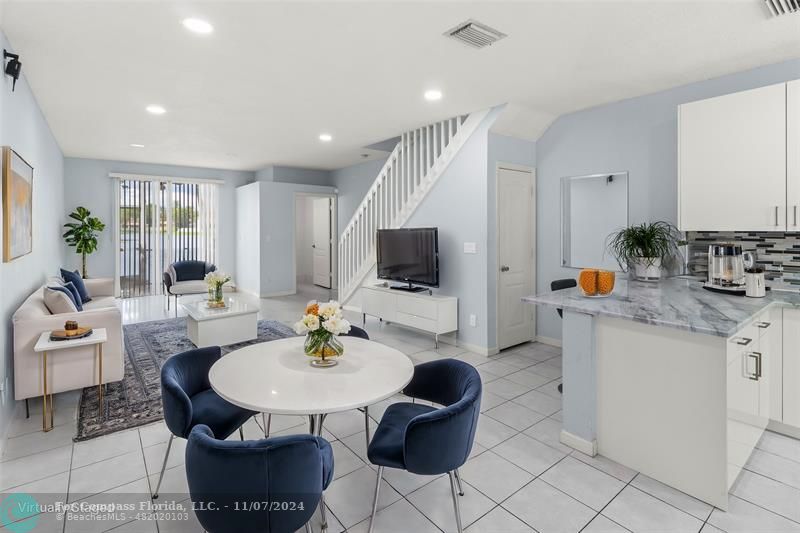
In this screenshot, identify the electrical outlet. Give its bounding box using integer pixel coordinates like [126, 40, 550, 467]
[469, 314, 477, 327]
[463, 242, 477, 254]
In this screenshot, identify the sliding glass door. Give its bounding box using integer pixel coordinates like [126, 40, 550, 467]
[116, 176, 218, 298]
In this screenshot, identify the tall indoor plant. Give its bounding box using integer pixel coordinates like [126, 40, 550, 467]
[607, 221, 681, 281]
[63, 206, 106, 277]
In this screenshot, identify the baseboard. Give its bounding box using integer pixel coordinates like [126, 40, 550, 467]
[260, 290, 296, 298]
[535, 335, 562, 348]
[767, 419, 800, 439]
[560, 429, 597, 456]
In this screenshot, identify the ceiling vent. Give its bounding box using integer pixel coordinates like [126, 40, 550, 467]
[445, 19, 506, 49]
[764, 0, 799, 16]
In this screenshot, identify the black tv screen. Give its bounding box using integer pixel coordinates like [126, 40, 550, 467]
[376, 228, 439, 287]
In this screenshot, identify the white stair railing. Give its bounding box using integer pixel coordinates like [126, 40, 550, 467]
[338, 109, 490, 303]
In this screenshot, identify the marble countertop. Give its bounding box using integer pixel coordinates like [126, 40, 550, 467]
[523, 278, 800, 337]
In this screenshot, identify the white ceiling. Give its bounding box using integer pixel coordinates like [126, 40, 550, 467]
[2, 1, 799, 171]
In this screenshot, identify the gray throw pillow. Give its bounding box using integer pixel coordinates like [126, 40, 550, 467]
[43, 286, 78, 314]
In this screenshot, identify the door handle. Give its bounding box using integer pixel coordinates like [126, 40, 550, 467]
[500, 265, 510, 272]
[312, 244, 316, 248]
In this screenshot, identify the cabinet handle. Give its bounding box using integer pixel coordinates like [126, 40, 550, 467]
[755, 321, 771, 329]
[794, 205, 797, 227]
[775, 206, 780, 226]
[747, 351, 763, 381]
[735, 337, 753, 346]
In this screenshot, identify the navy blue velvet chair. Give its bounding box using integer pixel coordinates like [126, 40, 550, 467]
[186, 425, 334, 533]
[162, 260, 217, 310]
[366, 359, 481, 533]
[155, 346, 256, 498]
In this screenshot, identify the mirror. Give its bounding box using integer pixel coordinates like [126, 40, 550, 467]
[561, 171, 629, 270]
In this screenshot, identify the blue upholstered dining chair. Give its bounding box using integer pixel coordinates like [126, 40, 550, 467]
[186, 425, 334, 533]
[155, 346, 256, 499]
[342, 325, 374, 448]
[366, 359, 482, 533]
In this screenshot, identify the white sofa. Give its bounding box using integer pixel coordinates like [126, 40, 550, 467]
[12, 278, 124, 401]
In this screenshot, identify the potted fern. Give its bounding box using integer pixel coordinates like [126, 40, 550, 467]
[63, 206, 106, 278]
[607, 221, 681, 281]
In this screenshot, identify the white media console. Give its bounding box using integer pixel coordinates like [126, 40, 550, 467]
[360, 284, 458, 348]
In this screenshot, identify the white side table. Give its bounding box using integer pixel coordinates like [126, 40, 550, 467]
[34, 328, 108, 432]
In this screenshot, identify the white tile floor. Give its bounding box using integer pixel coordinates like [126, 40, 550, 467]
[3, 287, 800, 532]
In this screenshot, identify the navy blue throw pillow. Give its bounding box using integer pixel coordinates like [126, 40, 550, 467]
[61, 269, 91, 303]
[61, 281, 83, 311]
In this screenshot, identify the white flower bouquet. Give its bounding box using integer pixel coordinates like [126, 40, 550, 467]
[204, 270, 231, 306]
[294, 300, 351, 364]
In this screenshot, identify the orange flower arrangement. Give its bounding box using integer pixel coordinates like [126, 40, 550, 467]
[305, 302, 319, 316]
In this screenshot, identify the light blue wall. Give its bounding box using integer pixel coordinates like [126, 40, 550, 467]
[63, 158, 254, 278]
[257, 182, 337, 296]
[403, 108, 503, 351]
[330, 156, 390, 234]
[486, 132, 536, 349]
[0, 30, 65, 438]
[255, 165, 333, 187]
[536, 58, 800, 341]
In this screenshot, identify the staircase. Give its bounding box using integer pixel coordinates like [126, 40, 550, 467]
[338, 108, 490, 304]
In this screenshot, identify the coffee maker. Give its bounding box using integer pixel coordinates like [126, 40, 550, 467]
[703, 243, 754, 295]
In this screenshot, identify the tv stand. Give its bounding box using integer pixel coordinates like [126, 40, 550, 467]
[361, 284, 457, 349]
[390, 282, 429, 293]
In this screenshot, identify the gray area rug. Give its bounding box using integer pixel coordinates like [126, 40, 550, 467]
[75, 318, 295, 441]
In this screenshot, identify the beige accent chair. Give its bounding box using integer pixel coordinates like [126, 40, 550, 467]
[13, 278, 124, 404]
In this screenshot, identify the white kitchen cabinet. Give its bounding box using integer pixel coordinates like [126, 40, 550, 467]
[782, 308, 800, 428]
[679, 82, 788, 231]
[788, 80, 800, 229]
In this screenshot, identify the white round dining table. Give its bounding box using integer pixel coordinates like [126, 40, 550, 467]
[209, 336, 415, 416]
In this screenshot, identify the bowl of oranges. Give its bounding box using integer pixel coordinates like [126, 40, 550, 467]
[578, 269, 615, 298]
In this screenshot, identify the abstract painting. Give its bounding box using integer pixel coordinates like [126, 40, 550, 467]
[2, 147, 33, 262]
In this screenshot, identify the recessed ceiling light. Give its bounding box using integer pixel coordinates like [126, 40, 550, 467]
[182, 18, 214, 34]
[129, 143, 145, 148]
[319, 133, 333, 142]
[146, 105, 166, 115]
[424, 89, 443, 101]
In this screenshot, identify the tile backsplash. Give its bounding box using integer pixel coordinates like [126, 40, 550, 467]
[686, 231, 800, 287]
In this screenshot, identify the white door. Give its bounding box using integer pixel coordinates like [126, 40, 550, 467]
[497, 167, 535, 350]
[679, 82, 787, 231]
[312, 197, 332, 288]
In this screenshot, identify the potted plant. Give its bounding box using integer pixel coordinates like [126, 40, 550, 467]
[62, 207, 106, 278]
[607, 221, 681, 281]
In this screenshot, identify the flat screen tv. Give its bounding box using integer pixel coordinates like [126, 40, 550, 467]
[376, 228, 439, 291]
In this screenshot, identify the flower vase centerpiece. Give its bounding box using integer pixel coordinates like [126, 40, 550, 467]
[204, 271, 231, 308]
[294, 300, 351, 367]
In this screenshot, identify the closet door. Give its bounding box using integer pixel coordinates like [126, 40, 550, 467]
[679, 83, 787, 231]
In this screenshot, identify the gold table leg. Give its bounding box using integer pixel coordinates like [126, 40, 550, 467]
[42, 351, 53, 432]
[97, 344, 104, 416]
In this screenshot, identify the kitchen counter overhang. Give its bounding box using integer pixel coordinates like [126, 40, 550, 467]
[524, 277, 800, 337]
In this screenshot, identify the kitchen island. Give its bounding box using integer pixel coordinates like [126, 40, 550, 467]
[524, 278, 800, 509]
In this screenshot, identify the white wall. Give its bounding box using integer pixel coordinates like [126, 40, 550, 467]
[235, 182, 261, 296]
[294, 196, 314, 284]
[0, 30, 65, 439]
[63, 158, 254, 278]
[330, 156, 390, 235]
[536, 58, 800, 341]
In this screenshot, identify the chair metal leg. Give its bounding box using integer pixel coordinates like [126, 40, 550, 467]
[25, 398, 30, 419]
[262, 413, 271, 438]
[305, 522, 313, 533]
[319, 497, 328, 531]
[152, 435, 174, 499]
[454, 468, 464, 496]
[239, 426, 245, 441]
[448, 471, 464, 533]
[364, 406, 371, 451]
[367, 466, 384, 533]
